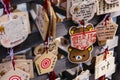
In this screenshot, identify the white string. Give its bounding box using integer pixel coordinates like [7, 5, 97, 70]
[10, 48, 14, 70]
[79, 63, 83, 71]
[10, 48, 14, 60]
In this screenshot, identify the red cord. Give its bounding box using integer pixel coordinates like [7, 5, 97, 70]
[43, 0, 53, 10]
[99, 75, 105, 80]
[12, 56, 15, 70]
[103, 48, 109, 60]
[104, 15, 110, 26]
[43, 0, 48, 10]
[80, 20, 85, 35]
[49, 71, 57, 80]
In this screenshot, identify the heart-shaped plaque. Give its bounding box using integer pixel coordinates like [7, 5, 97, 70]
[70, 1, 96, 23]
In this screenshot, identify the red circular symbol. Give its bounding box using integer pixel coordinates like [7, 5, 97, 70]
[9, 75, 21, 80]
[41, 58, 51, 69]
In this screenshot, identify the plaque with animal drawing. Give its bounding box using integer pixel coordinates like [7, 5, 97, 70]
[69, 23, 96, 50]
[68, 46, 93, 63]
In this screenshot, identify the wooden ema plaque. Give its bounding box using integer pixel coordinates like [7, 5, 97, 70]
[70, 0, 96, 22]
[47, 0, 57, 39]
[36, 5, 49, 40]
[0, 68, 30, 80]
[14, 60, 34, 78]
[0, 12, 30, 48]
[95, 18, 118, 41]
[69, 24, 96, 50]
[0, 12, 30, 34]
[70, 30, 96, 50]
[0, 60, 34, 78]
[35, 52, 57, 75]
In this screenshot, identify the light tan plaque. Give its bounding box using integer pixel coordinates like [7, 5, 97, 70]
[35, 52, 57, 75]
[0, 68, 30, 80]
[15, 60, 34, 78]
[47, 0, 57, 39]
[95, 18, 118, 41]
[0, 59, 34, 78]
[36, 5, 49, 40]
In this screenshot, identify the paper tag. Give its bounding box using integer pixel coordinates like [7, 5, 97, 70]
[95, 50, 114, 65]
[105, 57, 116, 77]
[95, 52, 116, 79]
[69, 24, 96, 50]
[48, 40, 59, 55]
[105, 0, 119, 4]
[70, 1, 96, 22]
[35, 52, 57, 75]
[95, 60, 107, 79]
[0, 12, 30, 48]
[74, 70, 90, 80]
[36, 5, 49, 40]
[0, 68, 30, 80]
[97, 0, 120, 15]
[95, 18, 118, 41]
